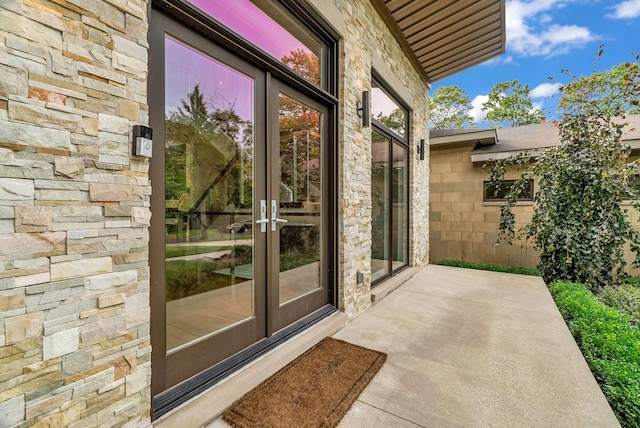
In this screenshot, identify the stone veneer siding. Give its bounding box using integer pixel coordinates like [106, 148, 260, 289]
[429, 146, 539, 268]
[0, 0, 431, 425]
[0, 0, 152, 427]
[336, 0, 430, 317]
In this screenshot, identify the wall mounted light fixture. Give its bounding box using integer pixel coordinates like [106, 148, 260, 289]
[417, 138, 425, 160]
[357, 90, 370, 128]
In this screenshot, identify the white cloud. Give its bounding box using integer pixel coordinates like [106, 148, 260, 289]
[542, 24, 592, 45]
[532, 101, 545, 114]
[539, 13, 553, 24]
[530, 82, 561, 98]
[607, 0, 640, 18]
[470, 95, 489, 124]
[506, 0, 594, 57]
[486, 55, 514, 66]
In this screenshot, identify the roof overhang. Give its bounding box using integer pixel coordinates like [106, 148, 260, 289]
[370, 0, 506, 83]
[471, 139, 640, 163]
[430, 128, 498, 150]
[470, 148, 546, 163]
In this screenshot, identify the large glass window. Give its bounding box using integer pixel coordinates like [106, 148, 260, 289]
[187, 0, 322, 86]
[371, 79, 409, 284]
[371, 80, 407, 138]
[278, 93, 323, 305]
[371, 130, 390, 281]
[392, 142, 408, 271]
[164, 35, 255, 353]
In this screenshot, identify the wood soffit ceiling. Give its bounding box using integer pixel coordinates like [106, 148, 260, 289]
[370, 0, 506, 83]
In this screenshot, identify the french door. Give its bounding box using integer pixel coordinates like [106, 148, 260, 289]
[150, 12, 330, 398]
[371, 128, 409, 284]
[268, 83, 328, 332]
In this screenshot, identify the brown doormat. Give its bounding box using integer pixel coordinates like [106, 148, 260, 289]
[223, 337, 387, 428]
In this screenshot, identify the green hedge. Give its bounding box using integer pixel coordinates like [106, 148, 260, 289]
[436, 260, 541, 276]
[599, 285, 640, 327]
[550, 281, 640, 427]
[625, 276, 640, 287]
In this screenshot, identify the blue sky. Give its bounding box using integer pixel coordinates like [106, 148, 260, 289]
[433, 0, 640, 126]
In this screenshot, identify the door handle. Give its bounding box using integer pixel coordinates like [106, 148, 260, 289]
[256, 200, 268, 232]
[271, 200, 288, 231]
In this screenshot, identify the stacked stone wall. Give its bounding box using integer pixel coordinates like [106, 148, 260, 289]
[338, 0, 430, 317]
[0, 1, 151, 427]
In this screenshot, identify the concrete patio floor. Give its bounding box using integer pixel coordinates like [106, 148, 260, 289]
[172, 264, 619, 427]
[333, 265, 620, 427]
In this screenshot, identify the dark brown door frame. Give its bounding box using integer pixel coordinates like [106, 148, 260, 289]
[267, 80, 330, 333]
[149, 8, 269, 394]
[148, 2, 338, 409]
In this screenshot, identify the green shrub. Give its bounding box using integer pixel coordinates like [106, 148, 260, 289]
[436, 260, 541, 276]
[625, 276, 640, 287]
[486, 61, 640, 290]
[599, 286, 640, 327]
[550, 281, 640, 427]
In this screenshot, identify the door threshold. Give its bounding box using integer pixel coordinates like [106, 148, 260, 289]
[371, 267, 418, 303]
[153, 308, 347, 427]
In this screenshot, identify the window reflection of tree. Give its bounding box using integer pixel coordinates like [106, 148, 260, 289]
[281, 48, 320, 86]
[371, 131, 389, 261]
[375, 108, 406, 137]
[279, 94, 321, 204]
[165, 84, 253, 241]
[279, 49, 322, 205]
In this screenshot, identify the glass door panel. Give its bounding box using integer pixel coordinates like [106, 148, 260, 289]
[371, 130, 408, 284]
[392, 142, 408, 271]
[371, 130, 390, 282]
[277, 93, 322, 305]
[164, 35, 256, 353]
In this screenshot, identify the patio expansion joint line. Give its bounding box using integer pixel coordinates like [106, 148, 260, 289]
[353, 399, 427, 428]
[398, 288, 562, 318]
